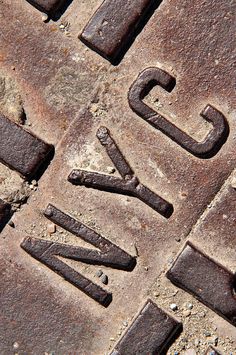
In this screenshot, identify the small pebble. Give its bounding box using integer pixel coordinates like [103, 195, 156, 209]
[183, 310, 191, 317]
[41, 14, 48, 22]
[107, 166, 115, 174]
[96, 270, 103, 278]
[31, 180, 38, 187]
[170, 303, 178, 311]
[8, 220, 15, 228]
[198, 311, 206, 318]
[47, 223, 56, 235]
[186, 303, 193, 309]
[13, 342, 19, 349]
[211, 336, 218, 346]
[204, 330, 211, 337]
[123, 321, 128, 327]
[101, 274, 108, 285]
[231, 176, 236, 188]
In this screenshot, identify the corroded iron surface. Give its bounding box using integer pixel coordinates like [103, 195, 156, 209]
[0, 0, 235, 354]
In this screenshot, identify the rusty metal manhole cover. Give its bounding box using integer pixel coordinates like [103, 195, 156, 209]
[0, 0, 235, 354]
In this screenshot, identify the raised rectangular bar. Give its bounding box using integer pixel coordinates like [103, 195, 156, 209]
[167, 242, 236, 326]
[26, 0, 66, 14]
[80, 0, 156, 63]
[0, 115, 53, 179]
[110, 300, 182, 354]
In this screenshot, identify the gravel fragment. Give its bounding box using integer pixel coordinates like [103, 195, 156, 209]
[183, 309, 191, 317]
[8, 220, 15, 228]
[47, 223, 56, 235]
[101, 274, 108, 285]
[41, 14, 48, 22]
[204, 330, 211, 337]
[107, 166, 115, 174]
[198, 311, 206, 318]
[96, 269, 103, 278]
[13, 342, 19, 349]
[170, 303, 178, 311]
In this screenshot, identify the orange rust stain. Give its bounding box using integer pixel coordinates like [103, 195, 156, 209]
[59, 117, 69, 131]
[50, 25, 58, 32]
[0, 52, 6, 62]
[62, 48, 69, 56]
